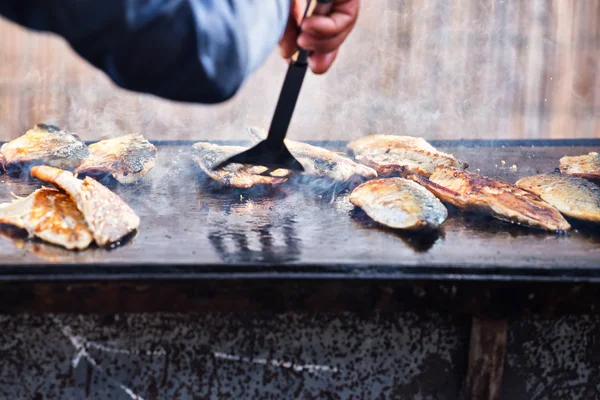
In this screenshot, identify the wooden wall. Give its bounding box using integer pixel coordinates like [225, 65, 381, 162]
[0, 0, 598, 142]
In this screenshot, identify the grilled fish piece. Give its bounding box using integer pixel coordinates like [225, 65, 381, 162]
[410, 167, 571, 231]
[0, 124, 89, 170]
[75, 133, 157, 184]
[31, 166, 140, 246]
[191, 142, 291, 188]
[346, 134, 468, 177]
[516, 173, 600, 223]
[559, 152, 600, 181]
[249, 128, 377, 183]
[350, 178, 448, 230]
[0, 188, 93, 250]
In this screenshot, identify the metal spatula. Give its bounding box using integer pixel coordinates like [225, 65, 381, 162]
[214, 0, 333, 172]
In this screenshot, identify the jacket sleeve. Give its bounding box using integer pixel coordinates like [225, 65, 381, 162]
[0, 0, 290, 103]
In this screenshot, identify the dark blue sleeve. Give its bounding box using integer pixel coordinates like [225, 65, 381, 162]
[0, 0, 290, 103]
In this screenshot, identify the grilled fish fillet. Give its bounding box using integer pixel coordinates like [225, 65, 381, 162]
[0, 188, 93, 250]
[410, 167, 571, 231]
[249, 128, 377, 183]
[75, 133, 157, 184]
[0, 124, 89, 170]
[191, 142, 291, 188]
[516, 173, 600, 223]
[346, 134, 468, 177]
[559, 152, 600, 181]
[31, 166, 140, 246]
[350, 178, 448, 230]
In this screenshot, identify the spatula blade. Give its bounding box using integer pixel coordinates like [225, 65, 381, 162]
[213, 141, 305, 172]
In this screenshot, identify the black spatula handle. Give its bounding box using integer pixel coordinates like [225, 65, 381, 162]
[265, 0, 334, 147]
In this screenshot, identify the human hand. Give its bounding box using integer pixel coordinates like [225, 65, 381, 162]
[279, 0, 359, 74]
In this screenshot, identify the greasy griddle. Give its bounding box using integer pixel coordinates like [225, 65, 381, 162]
[1, 139, 599, 282]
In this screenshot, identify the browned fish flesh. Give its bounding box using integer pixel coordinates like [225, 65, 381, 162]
[349, 178, 448, 230]
[559, 152, 600, 181]
[249, 128, 377, 183]
[191, 142, 291, 188]
[0, 187, 93, 250]
[346, 134, 468, 177]
[31, 166, 140, 246]
[0, 124, 89, 170]
[516, 173, 600, 223]
[410, 167, 571, 231]
[75, 133, 157, 184]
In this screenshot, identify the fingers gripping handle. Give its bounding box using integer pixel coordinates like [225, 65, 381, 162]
[293, 0, 334, 65]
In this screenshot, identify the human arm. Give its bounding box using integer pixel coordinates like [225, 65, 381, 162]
[0, 0, 291, 103]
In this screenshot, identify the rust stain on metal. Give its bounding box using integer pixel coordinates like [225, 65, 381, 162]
[466, 317, 508, 400]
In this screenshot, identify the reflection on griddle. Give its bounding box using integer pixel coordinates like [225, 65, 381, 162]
[1, 173, 42, 197]
[0, 223, 139, 260]
[446, 206, 565, 239]
[0, 224, 73, 261]
[208, 217, 300, 263]
[2, 163, 37, 178]
[105, 230, 139, 249]
[349, 208, 443, 253]
[196, 186, 301, 263]
[284, 174, 365, 195]
[196, 188, 287, 215]
[566, 219, 600, 243]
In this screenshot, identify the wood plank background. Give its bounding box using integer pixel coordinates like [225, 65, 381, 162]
[0, 0, 598, 142]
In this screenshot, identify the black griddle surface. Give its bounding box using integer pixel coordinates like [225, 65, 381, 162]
[1, 140, 599, 282]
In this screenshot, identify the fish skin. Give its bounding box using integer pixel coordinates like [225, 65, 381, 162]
[516, 173, 600, 223]
[191, 142, 290, 188]
[349, 177, 448, 230]
[409, 166, 571, 232]
[559, 152, 600, 181]
[75, 133, 157, 184]
[31, 166, 140, 246]
[248, 128, 377, 183]
[0, 187, 93, 250]
[346, 134, 468, 177]
[0, 124, 89, 170]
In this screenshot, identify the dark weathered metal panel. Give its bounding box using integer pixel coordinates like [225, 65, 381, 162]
[503, 315, 600, 399]
[4, 280, 600, 316]
[0, 312, 469, 399]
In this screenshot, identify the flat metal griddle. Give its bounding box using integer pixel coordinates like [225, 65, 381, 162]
[1, 139, 599, 282]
